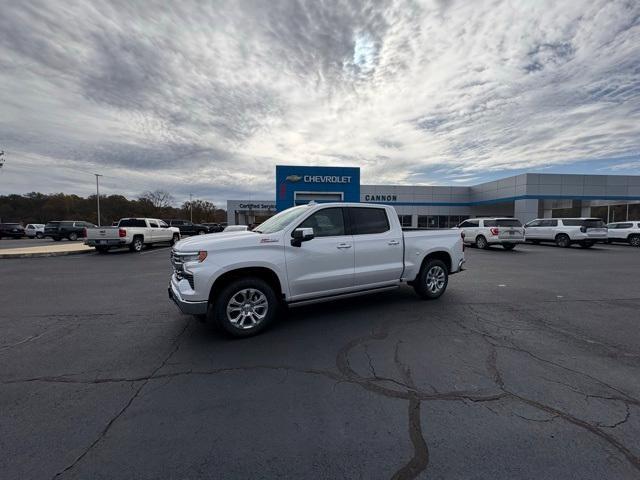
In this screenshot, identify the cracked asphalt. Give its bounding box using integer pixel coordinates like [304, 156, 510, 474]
[1, 242, 639, 479]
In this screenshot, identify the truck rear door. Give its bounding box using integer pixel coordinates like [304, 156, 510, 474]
[348, 206, 403, 288]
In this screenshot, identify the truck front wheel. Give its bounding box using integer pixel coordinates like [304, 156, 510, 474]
[213, 277, 277, 337]
[414, 259, 449, 300]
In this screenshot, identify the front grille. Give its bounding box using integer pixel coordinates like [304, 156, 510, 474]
[171, 249, 195, 289]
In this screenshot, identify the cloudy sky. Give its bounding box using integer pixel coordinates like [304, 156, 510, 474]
[1, 0, 639, 205]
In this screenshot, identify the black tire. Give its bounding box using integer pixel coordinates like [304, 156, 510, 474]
[413, 258, 449, 300]
[476, 235, 489, 249]
[629, 235, 640, 247]
[579, 241, 594, 248]
[502, 243, 516, 250]
[68, 232, 78, 241]
[53, 237, 61, 241]
[170, 233, 180, 246]
[36, 232, 44, 239]
[129, 236, 144, 252]
[555, 234, 571, 248]
[213, 277, 277, 337]
[96, 246, 110, 254]
[198, 230, 206, 235]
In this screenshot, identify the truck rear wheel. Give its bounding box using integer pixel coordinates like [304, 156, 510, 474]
[129, 236, 144, 252]
[413, 259, 448, 300]
[213, 277, 277, 337]
[170, 233, 180, 246]
[476, 235, 489, 249]
[629, 235, 640, 247]
[502, 243, 516, 250]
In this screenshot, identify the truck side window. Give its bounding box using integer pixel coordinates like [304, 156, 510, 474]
[299, 208, 345, 237]
[149, 221, 159, 228]
[349, 208, 389, 234]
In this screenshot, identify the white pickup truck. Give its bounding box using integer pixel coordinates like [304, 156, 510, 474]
[169, 203, 465, 337]
[85, 218, 181, 253]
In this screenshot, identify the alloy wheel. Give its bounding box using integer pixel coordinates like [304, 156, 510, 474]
[426, 265, 446, 294]
[226, 288, 268, 329]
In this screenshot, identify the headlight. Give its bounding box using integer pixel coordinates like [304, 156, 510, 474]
[181, 250, 208, 263]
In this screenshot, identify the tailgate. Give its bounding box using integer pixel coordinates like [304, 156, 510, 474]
[498, 227, 525, 240]
[87, 227, 119, 240]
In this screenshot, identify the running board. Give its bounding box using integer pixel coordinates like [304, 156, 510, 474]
[287, 285, 399, 308]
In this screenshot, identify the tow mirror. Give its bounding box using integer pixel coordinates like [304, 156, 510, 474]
[291, 227, 314, 247]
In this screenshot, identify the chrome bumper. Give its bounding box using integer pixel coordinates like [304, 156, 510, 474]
[168, 282, 208, 315]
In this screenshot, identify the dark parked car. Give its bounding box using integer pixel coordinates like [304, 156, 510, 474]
[164, 219, 212, 236]
[44, 221, 96, 241]
[202, 222, 224, 233]
[0, 223, 25, 239]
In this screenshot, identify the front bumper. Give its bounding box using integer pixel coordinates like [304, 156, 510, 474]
[168, 281, 208, 315]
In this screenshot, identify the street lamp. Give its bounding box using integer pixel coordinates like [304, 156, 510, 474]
[94, 173, 103, 226]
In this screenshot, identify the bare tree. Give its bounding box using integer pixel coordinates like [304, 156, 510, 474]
[140, 190, 175, 209]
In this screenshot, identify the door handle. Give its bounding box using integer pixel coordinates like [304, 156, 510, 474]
[337, 243, 352, 249]
[388, 240, 400, 246]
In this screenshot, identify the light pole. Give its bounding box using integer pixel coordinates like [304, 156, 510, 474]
[190, 193, 193, 223]
[94, 173, 103, 226]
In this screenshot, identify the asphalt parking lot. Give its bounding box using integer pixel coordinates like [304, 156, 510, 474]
[1, 243, 639, 479]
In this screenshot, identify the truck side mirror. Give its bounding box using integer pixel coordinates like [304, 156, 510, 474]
[291, 227, 314, 247]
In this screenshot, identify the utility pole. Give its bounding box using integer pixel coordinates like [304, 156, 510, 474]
[189, 193, 193, 222]
[94, 173, 103, 226]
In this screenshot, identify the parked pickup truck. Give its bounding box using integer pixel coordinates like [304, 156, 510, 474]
[169, 202, 465, 337]
[85, 218, 181, 253]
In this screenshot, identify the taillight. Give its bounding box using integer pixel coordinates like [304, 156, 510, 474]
[119, 228, 126, 238]
[489, 227, 499, 236]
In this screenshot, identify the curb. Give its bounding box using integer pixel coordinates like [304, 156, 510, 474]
[0, 248, 94, 259]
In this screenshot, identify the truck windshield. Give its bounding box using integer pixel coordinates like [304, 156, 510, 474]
[253, 206, 310, 234]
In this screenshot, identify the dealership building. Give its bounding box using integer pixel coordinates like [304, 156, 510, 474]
[227, 166, 640, 227]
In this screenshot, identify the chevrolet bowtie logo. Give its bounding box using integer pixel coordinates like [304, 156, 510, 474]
[285, 175, 302, 182]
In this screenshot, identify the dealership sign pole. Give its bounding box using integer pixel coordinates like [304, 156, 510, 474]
[94, 173, 103, 227]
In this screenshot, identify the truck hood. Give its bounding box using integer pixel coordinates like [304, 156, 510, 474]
[174, 231, 261, 251]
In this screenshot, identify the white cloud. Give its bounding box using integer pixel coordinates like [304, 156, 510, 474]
[0, 0, 639, 203]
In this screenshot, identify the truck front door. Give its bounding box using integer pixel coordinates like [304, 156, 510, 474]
[284, 207, 355, 299]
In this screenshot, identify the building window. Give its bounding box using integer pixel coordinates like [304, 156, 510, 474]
[398, 215, 412, 227]
[417, 215, 436, 229]
[417, 215, 469, 229]
[590, 206, 608, 222]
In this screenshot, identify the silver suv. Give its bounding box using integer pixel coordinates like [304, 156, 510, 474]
[524, 218, 607, 248]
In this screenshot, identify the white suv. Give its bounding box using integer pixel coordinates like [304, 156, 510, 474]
[457, 218, 525, 250]
[524, 218, 607, 248]
[606, 221, 640, 247]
